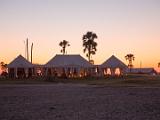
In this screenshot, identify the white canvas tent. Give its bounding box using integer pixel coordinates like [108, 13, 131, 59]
[8, 55, 34, 78]
[45, 54, 93, 77]
[101, 55, 127, 76]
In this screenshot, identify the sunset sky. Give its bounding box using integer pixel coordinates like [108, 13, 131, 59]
[0, 0, 160, 69]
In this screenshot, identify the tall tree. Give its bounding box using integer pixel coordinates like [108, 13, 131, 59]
[82, 31, 98, 62]
[59, 40, 70, 55]
[0, 62, 7, 72]
[125, 54, 135, 69]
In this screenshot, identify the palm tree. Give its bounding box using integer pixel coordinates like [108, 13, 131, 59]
[82, 31, 98, 63]
[125, 54, 135, 71]
[59, 40, 70, 55]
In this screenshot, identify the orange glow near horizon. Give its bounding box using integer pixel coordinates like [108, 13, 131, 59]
[0, 0, 160, 69]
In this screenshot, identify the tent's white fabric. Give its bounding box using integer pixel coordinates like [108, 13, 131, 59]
[45, 54, 93, 77]
[45, 54, 93, 68]
[8, 55, 34, 78]
[125, 68, 157, 75]
[100, 55, 127, 76]
[8, 55, 33, 68]
[101, 55, 127, 69]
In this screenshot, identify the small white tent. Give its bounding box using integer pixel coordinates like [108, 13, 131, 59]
[45, 54, 93, 77]
[125, 68, 157, 75]
[8, 55, 34, 78]
[101, 55, 127, 76]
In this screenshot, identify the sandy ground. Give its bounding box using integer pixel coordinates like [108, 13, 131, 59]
[0, 84, 160, 120]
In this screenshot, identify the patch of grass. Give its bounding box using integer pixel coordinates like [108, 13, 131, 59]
[0, 77, 47, 84]
[108, 75, 160, 87]
[0, 75, 160, 87]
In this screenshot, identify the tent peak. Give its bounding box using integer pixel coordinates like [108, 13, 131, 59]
[8, 54, 33, 68]
[45, 54, 93, 68]
[101, 55, 127, 68]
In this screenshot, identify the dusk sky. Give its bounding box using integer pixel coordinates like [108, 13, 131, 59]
[0, 0, 160, 68]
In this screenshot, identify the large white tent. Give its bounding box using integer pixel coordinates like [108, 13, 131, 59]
[8, 55, 34, 78]
[101, 55, 127, 76]
[45, 54, 93, 77]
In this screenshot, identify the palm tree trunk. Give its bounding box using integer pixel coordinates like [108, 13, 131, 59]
[88, 54, 90, 62]
[88, 46, 91, 62]
[63, 47, 65, 55]
[31, 43, 33, 64]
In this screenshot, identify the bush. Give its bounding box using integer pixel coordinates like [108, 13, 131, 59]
[1, 71, 8, 77]
[45, 76, 55, 82]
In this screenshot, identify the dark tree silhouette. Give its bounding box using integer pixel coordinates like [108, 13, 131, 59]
[82, 31, 98, 63]
[158, 62, 160, 68]
[59, 40, 70, 55]
[0, 62, 7, 72]
[125, 54, 135, 69]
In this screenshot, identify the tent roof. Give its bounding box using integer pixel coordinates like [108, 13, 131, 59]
[45, 54, 93, 68]
[126, 68, 157, 74]
[8, 55, 34, 68]
[101, 55, 127, 68]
